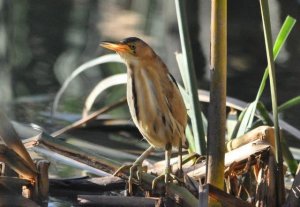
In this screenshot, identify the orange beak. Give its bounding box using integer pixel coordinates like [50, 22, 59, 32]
[100, 41, 131, 53]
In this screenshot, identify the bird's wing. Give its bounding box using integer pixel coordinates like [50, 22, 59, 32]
[165, 73, 187, 127]
[164, 73, 188, 146]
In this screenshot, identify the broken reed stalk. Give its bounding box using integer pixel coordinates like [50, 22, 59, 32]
[0, 109, 36, 175]
[0, 144, 37, 180]
[78, 195, 160, 207]
[226, 126, 275, 152]
[34, 160, 50, 201]
[114, 168, 198, 207]
[187, 140, 271, 180]
[51, 97, 126, 137]
[26, 134, 198, 205]
[207, 0, 227, 206]
[24, 133, 120, 174]
[254, 151, 277, 207]
[49, 176, 126, 195]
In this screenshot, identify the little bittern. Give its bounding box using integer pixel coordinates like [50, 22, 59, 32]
[100, 37, 188, 192]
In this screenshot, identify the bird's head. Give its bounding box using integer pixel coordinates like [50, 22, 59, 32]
[100, 37, 154, 62]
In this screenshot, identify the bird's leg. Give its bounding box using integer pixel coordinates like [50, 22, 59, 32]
[165, 144, 172, 183]
[152, 143, 172, 189]
[114, 146, 154, 175]
[118, 146, 154, 194]
[177, 140, 184, 183]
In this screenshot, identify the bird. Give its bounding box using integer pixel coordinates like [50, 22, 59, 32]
[100, 37, 188, 192]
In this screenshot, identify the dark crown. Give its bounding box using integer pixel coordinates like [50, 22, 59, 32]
[121, 37, 142, 44]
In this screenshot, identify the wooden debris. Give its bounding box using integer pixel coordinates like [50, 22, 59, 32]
[113, 166, 199, 205]
[78, 195, 161, 207]
[0, 144, 37, 180]
[0, 109, 36, 173]
[0, 176, 30, 194]
[254, 152, 277, 207]
[49, 175, 125, 195]
[24, 133, 120, 174]
[35, 159, 50, 201]
[226, 126, 275, 152]
[186, 140, 271, 179]
[166, 183, 199, 207]
[0, 195, 39, 207]
[207, 184, 254, 207]
[284, 164, 300, 207]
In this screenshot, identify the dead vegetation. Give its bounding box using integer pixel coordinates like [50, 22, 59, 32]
[1, 102, 300, 206]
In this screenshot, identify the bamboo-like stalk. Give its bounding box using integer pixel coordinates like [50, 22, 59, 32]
[187, 140, 271, 179]
[226, 126, 274, 152]
[259, 0, 284, 205]
[207, 0, 227, 204]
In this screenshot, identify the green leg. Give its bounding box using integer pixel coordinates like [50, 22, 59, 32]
[152, 143, 172, 189]
[128, 146, 154, 194]
[177, 140, 183, 180]
[164, 146, 172, 183]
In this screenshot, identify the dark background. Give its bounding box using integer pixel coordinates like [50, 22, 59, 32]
[0, 0, 300, 130]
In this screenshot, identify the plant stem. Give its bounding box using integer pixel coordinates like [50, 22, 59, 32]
[175, 0, 206, 155]
[259, 0, 284, 205]
[207, 0, 227, 201]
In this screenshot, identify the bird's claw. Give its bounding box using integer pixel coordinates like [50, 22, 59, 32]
[152, 167, 174, 190]
[152, 171, 185, 190]
[128, 163, 143, 194]
[152, 174, 165, 190]
[113, 164, 132, 176]
[114, 162, 147, 195]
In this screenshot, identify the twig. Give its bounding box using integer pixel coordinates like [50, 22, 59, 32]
[51, 97, 126, 137]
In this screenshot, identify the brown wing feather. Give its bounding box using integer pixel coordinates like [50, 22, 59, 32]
[164, 73, 187, 129]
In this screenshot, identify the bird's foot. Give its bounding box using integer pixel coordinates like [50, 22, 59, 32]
[113, 164, 132, 176]
[128, 162, 146, 194]
[152, 168, 182, 190]
[114, 162, 146, 195]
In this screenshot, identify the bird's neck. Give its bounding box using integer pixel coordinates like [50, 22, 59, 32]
[124, 55, 167, 75]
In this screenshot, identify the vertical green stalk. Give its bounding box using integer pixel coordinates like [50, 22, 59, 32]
[259, 0, 284, 205]
[175, 0, 206, 155]
[207, 0, 227, 196]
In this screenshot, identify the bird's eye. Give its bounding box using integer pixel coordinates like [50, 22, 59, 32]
[130, 45, 136, 51]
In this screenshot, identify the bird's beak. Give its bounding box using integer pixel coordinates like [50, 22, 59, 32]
[100, 41, 131, 53]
